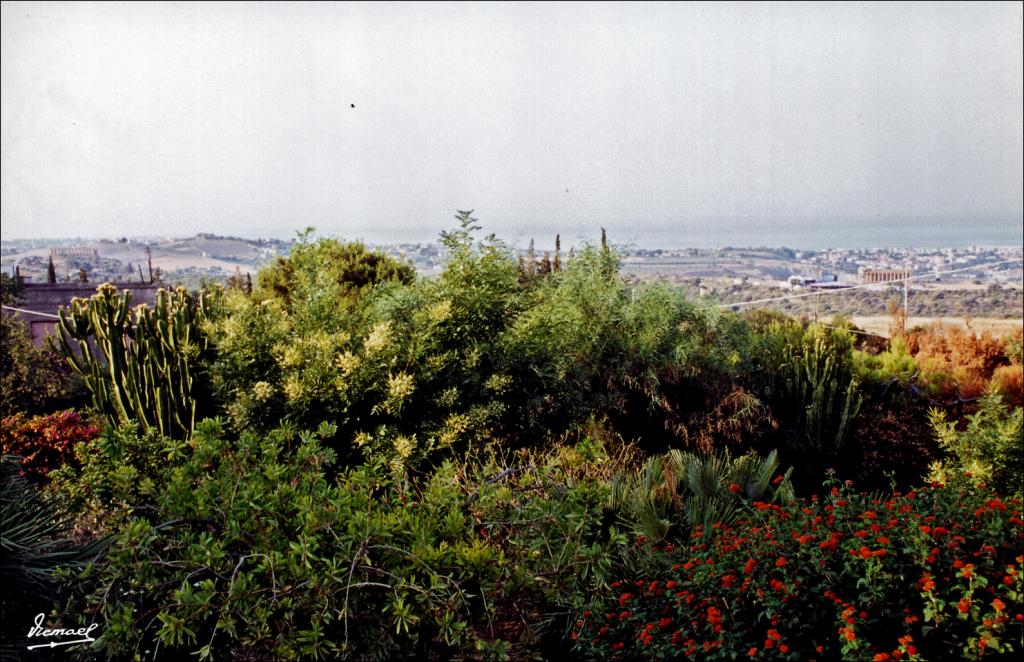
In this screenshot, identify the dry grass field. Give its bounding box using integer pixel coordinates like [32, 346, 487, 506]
[851, 315, 1023, 338]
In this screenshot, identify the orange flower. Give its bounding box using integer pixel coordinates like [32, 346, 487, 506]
[993, 598, 1006, 612]
[775, 556, 787, 568]
[957, 598, 971, 613]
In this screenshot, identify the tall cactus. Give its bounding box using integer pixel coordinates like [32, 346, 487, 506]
[52, 284, 220, 439]
[766, 324, 862, 454]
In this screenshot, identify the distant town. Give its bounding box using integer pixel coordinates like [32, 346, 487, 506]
[3, 234, 1021, 339]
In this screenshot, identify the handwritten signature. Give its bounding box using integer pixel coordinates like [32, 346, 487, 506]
[26, 613, 99, 650]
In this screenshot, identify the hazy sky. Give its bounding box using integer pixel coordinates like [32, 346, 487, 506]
[2, 1, 1022, 247]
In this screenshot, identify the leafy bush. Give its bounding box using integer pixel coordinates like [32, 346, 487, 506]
[504, 248, 753, 452]
[928, 394, 1024, 495]
[1, 311, 84, 417]
[0, 410, 102, 481]
[255, 230, 415, 312]
[51, 422, 173, 519]
[57, 421, 624, 660]
[210, 214, 524, 470]
[853, 335, 918, 386]
[574, 479, 1024, 660]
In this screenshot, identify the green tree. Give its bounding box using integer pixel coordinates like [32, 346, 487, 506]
[256, 231, 415, 312]
[1, 274, 82, 416]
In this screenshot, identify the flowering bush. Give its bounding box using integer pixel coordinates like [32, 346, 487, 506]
[574, 478, 1024, 660]
[0, 409, 101, 481]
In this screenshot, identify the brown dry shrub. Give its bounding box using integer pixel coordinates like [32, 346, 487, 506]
[990, 364, 1024, 408]
[911, 323, 1011, 400]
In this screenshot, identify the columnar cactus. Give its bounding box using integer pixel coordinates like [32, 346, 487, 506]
[766, 325, 862, 455]
[53, 284, 219, 439]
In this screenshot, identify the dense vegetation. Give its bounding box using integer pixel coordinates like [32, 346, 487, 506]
[2, 213, 1022, 660]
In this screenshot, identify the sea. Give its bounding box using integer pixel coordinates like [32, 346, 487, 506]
[613, 216, 1024, 251]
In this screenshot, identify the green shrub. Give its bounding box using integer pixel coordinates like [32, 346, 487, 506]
[57, 420, 628, 660]
[255, 230, 415, 316]
[928, 394, 1024, 495]
[0, 310, 84, 417]
[209, 214, 523, 469]
[503, 249, 752, 451]
[854, 335, 918, 386]
[51, 422, 174, 519]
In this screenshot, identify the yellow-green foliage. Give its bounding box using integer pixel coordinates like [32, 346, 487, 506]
[210, 216, 523, 470]
[927, 393, 1024, 493]
[853, 335, 918, 385]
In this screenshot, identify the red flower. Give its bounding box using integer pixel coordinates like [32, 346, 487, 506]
[957, 598, 971, 613]
[775, 556, 787, 568]
[729, 483, 742, 494]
